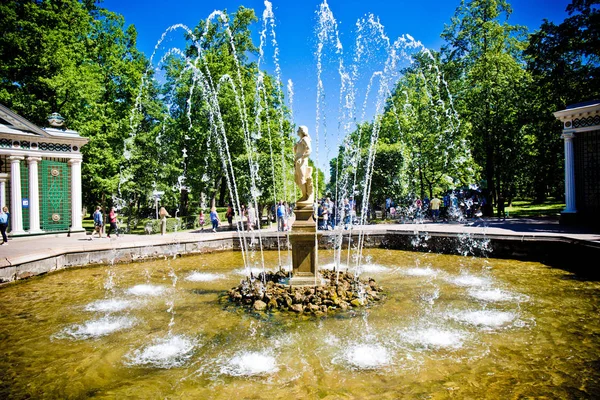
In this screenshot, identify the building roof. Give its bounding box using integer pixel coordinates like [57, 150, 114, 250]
[0, 103, 88, 145]
[0, 103, 49, 137]
[566, 100, 600, 109]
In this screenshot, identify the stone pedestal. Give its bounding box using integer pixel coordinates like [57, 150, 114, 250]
[289, 201, 324, 286]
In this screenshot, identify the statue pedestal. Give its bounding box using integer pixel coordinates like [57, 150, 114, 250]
[289, 201, 324, 286]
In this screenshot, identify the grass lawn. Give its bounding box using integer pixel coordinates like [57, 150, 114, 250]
[82, 216, 162, 235]
[369, 197, 566, 223]
[505, 198, 565, 218]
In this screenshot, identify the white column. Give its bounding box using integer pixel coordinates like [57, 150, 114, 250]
[0, 177, 6, 209]
[9, 156, 25, 235]
[68, 158, 83, 230]
[27, 157, 42, 233]
[562, 132, 576, 213]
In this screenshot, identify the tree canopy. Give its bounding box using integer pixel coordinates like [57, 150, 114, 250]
[1, 0, 595, 222]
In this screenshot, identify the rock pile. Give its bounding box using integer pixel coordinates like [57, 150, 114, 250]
[227, 269, 384, 316]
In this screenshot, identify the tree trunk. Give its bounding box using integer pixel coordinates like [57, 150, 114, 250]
[218, 176, 227, 207]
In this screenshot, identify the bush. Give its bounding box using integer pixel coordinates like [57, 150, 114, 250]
[145, 216, 199, 234]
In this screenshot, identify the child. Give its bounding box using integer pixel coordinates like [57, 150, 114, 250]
[210, 207, 220, 232]
[198, 210, 206, 231]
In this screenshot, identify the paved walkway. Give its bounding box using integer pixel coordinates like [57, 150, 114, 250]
[1, 217, 599, 267]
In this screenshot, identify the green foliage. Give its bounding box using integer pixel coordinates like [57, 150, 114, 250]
[441, 0, 529, 213]
[2, 0, 594, 225]
[381, 50, 478, 199]
[0, 2, 300, 222]
[333, 49, 478, 211]
[522, 0, 600, 202]
[0, 0, 154, 210]
[151, 6, 299, 216]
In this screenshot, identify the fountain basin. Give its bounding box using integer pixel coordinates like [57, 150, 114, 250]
[2, 248, 600, 398]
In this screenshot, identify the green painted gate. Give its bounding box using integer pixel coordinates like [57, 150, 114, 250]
[40, 160, 71, 231]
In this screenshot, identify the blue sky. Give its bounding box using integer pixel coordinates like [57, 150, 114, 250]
[102, 0, 571, 169]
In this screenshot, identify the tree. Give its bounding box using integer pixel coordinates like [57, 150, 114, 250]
[441, 0, 529, 214]
[157, 7, 296, 220]
[522, 0, 600, 202]
[380, 50, 477, 202]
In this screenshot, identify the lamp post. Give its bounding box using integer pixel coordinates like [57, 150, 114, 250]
[152, 190, 164, 219]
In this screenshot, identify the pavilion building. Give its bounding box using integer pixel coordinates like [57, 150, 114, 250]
[0, 103, 88, 237]
[554, 100, 600, 226]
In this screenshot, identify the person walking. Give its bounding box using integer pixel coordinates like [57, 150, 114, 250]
[92, 206, 103, 239]
[210, 207, 220, 232]
[322, 204, 329, 230]
[327, 197, 335, 229]
[430, 195, 441, 222]
[276, 201, 286, 232]
[442, 193, 450, 222]
[343, 198, 351, 229]
[159, 206, 170, 235]
[0, 206, 9, 245]
[247, 204, 257, 231]
[225, 205, 234, 230]
[414, 197, 423, 220]
[317, 202, 325, 230]
[107, 207, 119, 238]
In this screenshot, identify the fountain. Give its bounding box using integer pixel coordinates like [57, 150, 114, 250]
[225, 124, 385, 315]
[288, 125, 321, 286]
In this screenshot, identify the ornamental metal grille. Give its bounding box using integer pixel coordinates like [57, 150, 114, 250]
[20, 163, 29, 231]
[574, 129, 600, 223]
[40, 160, 71, 231]
[572, 115, 600, 129]
[0, 138, 11, 148]
[38, 143, 71, 152]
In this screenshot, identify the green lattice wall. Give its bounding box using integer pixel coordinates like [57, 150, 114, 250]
[40, 160, 71, 231]
[20, 163, 29, 231]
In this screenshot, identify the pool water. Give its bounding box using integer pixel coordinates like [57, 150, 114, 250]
[1, 249, 599, 399]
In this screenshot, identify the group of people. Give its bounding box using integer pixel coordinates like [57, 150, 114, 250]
[316, 197, 355, 230]
[317, 197, 334, 230]
[90, 206, 120, 239]
[197, 207, 223, 232]
[409, 196, 444, 222]
[198, 203, 261, 233]
[385, 191, 487, 223]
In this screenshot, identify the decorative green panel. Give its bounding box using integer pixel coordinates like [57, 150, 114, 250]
[20, 163, 29, 231]
[40, 160, 71, 231]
